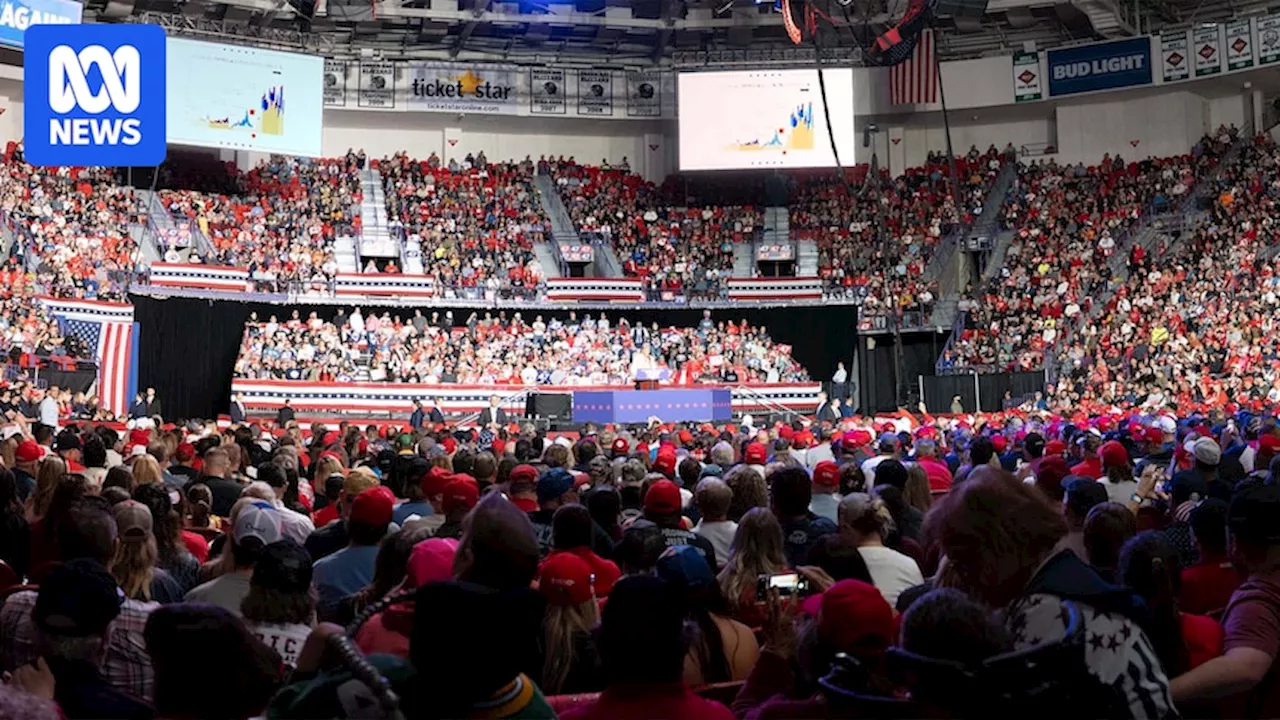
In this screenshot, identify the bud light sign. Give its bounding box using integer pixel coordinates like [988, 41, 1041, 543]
[23, 24, 167, 167]
[1047, 37, 1153, 97]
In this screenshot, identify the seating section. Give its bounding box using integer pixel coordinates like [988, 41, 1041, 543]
[1053, 133, 1280, 409]
[0, 161, 142, 301]
[379, 152, 547, 294]
[160, 153, 365, 291]
[939, 130, 1235, 374]
[234, 311, 809, 384]
[547, 157, 759, 297]
[790, 147, 1006, 312]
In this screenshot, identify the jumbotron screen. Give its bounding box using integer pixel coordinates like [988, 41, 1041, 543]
[677, 68, 857, 171]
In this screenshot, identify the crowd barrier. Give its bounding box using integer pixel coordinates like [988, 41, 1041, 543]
[545, 278, 646, 302]
[230, 379, 822, 419]
[331, 273, 437, 300]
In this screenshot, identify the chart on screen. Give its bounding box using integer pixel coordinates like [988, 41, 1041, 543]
[166, 38, 323, 157]
[677, 68, 856, 171]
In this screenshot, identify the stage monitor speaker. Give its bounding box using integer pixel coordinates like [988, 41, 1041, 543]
[527, 393, 573, 424]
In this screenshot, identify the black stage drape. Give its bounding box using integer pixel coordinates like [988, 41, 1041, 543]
[131, 294, 859, 420]
[856, 330, 948, 414]
[920, 370, 1046, 414]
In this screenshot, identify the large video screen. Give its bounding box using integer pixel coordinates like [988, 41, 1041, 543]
[677, 68, 856, 171]
[166, 39, 324, 157]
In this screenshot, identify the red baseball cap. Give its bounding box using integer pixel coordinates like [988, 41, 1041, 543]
[745, 442, 767, 465]
[405, 537, 458, 587]
[653, 452, 677, 479]
[441, 437, 457, 454]
[350, 486, 395, 527]
[1044, 439, 1066, 456]
[491, 438, 506, 457]
[612, 437, 629, 455]
[175, 442, 196, 462]
[991, 435, 1008, 453]
[1099, 440, 1129, 468]
[813, 461, 840, 488]
[509, 464, 539, 486]
[644, 479, 683, 515]
[15, 440, 40, 464]
[322, 431, 339, 447]
[678, 429, 694, 446]
[421, 466, 453, 498]
[817, 579, 895, 660]
[539, 552, 594, 606]
[442, 475, 480, 513]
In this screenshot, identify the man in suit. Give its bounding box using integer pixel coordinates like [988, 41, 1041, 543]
[409, 399, 425, 431]
[478, 395, 507, 430]
[229, 393, 247, 424]
[425, 396, 445, 424]
[276, 399, 295, 427]
[813, 391, 830, 420]
[128, 392, 147, 420]
[817, 397, 841, 425]
[144, 387, 162, 418]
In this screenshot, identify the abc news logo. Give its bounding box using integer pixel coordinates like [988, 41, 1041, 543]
[48, 45, 143, 146]
[24, 24, 165, 167]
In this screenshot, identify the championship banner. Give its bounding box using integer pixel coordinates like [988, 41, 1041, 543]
[1194, 25, 1222, 77]
[545, 278, 645, 302]
[1160, 30, 1189, 82]
[406, 62, 519, 115]
[231, 378, 824, 417]
[332, 273, 436, 300]
[323, 59, 347, 108]
[1259, 15, 1280, 65]
[1226, 18, 1255, 70]
[558, 242, 593, 263]
[530, 68, 566, 115]
[1012, 51, 1042, 102]
[626, 70, 662, 117]
[576, 70, 614, 116]
[358, 61, 396, 109]
[148, 263, 248, 292]
[726, 277, 823, 301]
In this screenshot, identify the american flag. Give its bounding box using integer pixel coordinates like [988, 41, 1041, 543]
[37, 298, 137, 417]
[890, 28, 938, 106]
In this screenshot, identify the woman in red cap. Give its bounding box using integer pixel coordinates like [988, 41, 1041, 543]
[536, 552, 604, 695]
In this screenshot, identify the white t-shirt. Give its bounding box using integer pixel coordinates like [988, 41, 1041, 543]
[38, 397, 58, 428]
[1100, 478, 1136, 505]
[858, 545, 923, 607]
[247, 621, 312, 668]
[693, 520, 738, 569]
[860, 455, 889, 488]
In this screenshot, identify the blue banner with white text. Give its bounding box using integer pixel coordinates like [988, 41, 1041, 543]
[1047, 37, 1153, 97]
[0, 0, 81, 49]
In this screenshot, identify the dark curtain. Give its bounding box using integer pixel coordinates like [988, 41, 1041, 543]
[132, 294, 857, 420]
[921, 370, 1046, 414]
[45, 367, 97, 395]
[856, 330, 948, 414]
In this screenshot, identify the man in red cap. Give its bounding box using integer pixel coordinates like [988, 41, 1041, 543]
[644, 479, 717, 568]
[809, 461, 841, 522]
[744, 442, 768, 473]
[13, 439, 41, 500]
[313, 485, 395, 617]
[433, 475, 480, 541]
[610, 437, 629, 460]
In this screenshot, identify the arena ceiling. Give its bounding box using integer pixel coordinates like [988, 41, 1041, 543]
[93, 0, 1276, 66]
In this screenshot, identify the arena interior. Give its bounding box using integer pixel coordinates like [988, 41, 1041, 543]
[0, 0, 1278, 716]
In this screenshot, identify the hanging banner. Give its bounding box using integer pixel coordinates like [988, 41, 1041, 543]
[1160, 29, 1189, 82]
[1011, 51, 1042, 102]
[1259, 15, 1280, 65]
[1194, 25, 1222, 77]
[406, 62, 520, 115]
[1046, 37, 1152, 97]
[626, 69, 662, 117]
[577, 70, 614, 116]
[530, 68, 566, 115]
[1226, 18, 1255, 70]
[358, 61, 396, 109]
[323, 59, 347, 108]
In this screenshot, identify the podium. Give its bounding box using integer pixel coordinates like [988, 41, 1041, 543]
[574, 388, 732, 424]
[634, 367, 669, 391]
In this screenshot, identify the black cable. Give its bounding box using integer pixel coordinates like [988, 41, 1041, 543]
[808, 10, 852, 194]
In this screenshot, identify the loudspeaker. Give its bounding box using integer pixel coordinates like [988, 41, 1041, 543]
[526, 393, 573, 423]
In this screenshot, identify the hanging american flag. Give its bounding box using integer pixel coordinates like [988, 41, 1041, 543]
[890, 29, 938, 106]
[36, 298, 138, 417]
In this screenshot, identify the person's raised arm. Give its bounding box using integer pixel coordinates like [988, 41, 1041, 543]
[1171, 646, 1274, 701]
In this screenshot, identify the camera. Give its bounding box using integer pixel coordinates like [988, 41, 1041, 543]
[756, 572, 810, 601]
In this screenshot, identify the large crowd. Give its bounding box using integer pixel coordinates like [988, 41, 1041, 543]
[547, 157, 757, 297]
[380, 152, 548, 296]
[939, 129, 1237, 374]
[3, 394, 1280, 718]
[232, 309, 810, 385]
[792, 146, 1005, 314]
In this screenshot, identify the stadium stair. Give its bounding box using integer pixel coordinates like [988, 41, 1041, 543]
[357, 169, 397, 265]
[732, 242, 755, 278]
[136, 190, 182, 261]
[533, 173, 586, 279]
[132, 225, 160, 264]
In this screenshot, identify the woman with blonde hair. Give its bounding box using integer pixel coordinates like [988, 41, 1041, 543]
[111, 500, 184, 603]
[535, 552, 603, 694]
[25, 456, 67, 522]
[838, 493, 923, 606]
[131, 454, 163, 488]
[903, 463, 934, 514]
[717, 507, 788, 627]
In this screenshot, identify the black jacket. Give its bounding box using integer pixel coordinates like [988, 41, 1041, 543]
[50, 658, 153, 720]
[479, 407, 508, 427]
[305, 519, 348, 563]
[204, 476, 244, 518]
[276, 406, 296, 426]
[229, 401, 247, 424]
